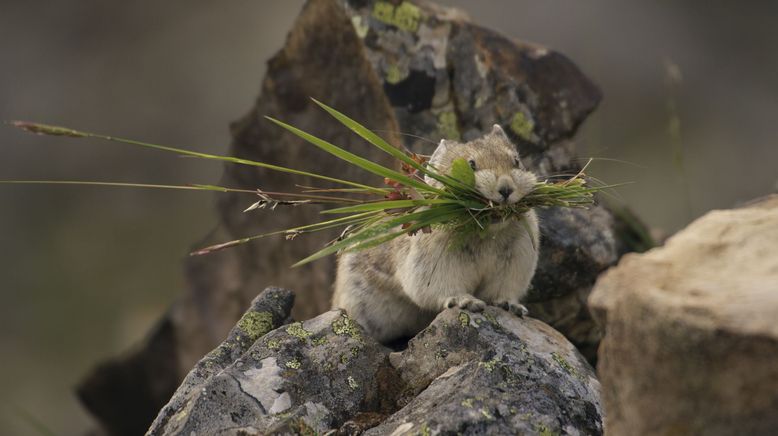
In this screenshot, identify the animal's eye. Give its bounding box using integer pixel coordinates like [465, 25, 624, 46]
[468, 159, 476, 170]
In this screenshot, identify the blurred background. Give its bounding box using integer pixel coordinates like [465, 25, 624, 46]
[0, 1, 775, 434]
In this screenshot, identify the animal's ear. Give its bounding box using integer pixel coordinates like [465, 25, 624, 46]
[424, 139, 455, 186]
[428, 139, 452, 168]
[491, 124, 508, 139]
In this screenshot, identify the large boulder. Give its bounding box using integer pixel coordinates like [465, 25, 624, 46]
[79, 0, 646, 432]
[149, 287, 603, 435]
[589, 195, 778, 435]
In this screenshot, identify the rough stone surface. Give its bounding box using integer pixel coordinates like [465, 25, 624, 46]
[80, 0, 645, 432]
[149, 289, 399, 435]
[147, 287, 295, 434]
[370, 307, 602, 435]
[589, 195, 778, 436]
[150, 289, 602, 435]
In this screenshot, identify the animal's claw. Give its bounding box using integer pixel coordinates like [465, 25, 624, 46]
[444, 295, 486, 312]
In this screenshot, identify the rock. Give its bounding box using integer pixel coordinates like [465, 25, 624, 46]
[149, 290, 602, 435]
[148, 288, 400, 435]
[219, 0, 607, 325]
[370, 307, 603, 435]
[147, 287, 295, 434]
[81, 0, 645, 432]
[525, 205, 620, 362]
[589, 195, 778, 435]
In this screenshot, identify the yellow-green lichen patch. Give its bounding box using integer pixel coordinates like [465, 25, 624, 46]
[480, 408, 494, 420]
[480, 357, 501, 372]
[311, 336, 328, 346]
[510, 112, 535, 141]
[332, 315, 361, 340]
[238, 311, 274, 342]
[551, 352, 580, 379]
[385, 63, 408, 85]
[350, 15, 369, 39]
[460, 398, 474, 408]
[266, 338, 281, 350]
[373, 1, 422, 33]
[347, 376, 359, 390]
[418, 423, 432, 436]
[438, 111, 461, 141]
[286, 322, 312, 340]
[202, 358, 217, 372]
[482, 311, 499, 326]
[458, 311, 471, 327]
[285, 358, 302, 369]
[536, 424, 559, 436]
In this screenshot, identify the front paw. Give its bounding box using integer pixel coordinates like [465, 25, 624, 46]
[444, 295, 486, 312]
[495, 301, 529, 317]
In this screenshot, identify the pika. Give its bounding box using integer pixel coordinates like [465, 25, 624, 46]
[332, 125, 540, 343]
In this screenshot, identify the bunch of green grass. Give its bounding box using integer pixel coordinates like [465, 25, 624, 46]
[7, 99, 604, 266]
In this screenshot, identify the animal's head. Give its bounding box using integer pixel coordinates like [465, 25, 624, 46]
[424, 125, 536, 204]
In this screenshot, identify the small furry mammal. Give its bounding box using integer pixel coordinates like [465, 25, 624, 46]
[333, 125, 540, 343]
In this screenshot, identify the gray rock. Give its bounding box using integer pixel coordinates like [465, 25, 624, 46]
[149, 292, 400, 435]
[370, 307, 602, 435]
[525, 205, 619, 362]
[590, 195, 778, 435]
[150, 293, 602, 435]
[147, 287, 294, 434]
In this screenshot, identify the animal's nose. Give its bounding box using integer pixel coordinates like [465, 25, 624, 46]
[499, 186, 514, 201]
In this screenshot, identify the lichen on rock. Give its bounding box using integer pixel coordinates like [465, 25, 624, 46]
[237, 311, 274, 342]
[148, 303, 398, 435]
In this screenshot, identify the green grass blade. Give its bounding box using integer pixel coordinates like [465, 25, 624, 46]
[321, 198, 459, 214]
[10, 121, 386, 194]
[292, 204, 462, 266]
[346, 209, 462, 252]
[190, 211, 380, 256]
[311, 99, 478, 194]
[312, 98, 423, 168]
[0, 180, 256, 193]
[265, 116, 444, 195]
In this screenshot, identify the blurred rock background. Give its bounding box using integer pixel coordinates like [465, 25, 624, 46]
[0, 1, 775, 434]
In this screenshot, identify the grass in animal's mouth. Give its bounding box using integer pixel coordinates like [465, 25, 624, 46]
[6, 99, 610, 266]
